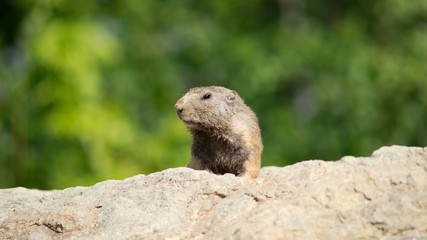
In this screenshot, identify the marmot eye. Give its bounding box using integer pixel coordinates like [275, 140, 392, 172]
[202, 92, 212, 100]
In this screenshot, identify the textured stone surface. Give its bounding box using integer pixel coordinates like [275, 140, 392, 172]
[1, 145, 426, 239]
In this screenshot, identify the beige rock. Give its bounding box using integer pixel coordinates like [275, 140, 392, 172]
[0, 145, 426, 239]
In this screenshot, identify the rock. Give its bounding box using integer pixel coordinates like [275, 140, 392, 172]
[0, 145, 426, 239]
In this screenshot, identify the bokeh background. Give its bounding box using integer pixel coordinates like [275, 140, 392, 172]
[1, 0, 426, 189]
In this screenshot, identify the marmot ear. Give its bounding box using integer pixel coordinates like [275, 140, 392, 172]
[227, 90, 237, 102]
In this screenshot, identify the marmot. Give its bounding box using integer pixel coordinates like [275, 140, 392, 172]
[175, 86, 263, 178]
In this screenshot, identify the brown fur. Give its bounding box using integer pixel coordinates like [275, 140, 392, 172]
[175, 86, 263, 178]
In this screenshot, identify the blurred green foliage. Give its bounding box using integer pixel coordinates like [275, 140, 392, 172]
[1, 0, 426, 189]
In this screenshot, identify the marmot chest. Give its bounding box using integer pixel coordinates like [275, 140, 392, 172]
[191, 136, 249, 176]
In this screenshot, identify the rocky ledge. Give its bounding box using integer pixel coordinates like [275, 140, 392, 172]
[1, 145, 426, 239]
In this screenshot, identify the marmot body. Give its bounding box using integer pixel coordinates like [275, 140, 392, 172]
[175, 86, 263, 178]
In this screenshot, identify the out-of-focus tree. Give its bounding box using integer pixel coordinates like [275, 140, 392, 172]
[1, 0, 426, 189]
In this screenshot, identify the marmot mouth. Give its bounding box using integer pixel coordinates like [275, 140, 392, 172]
[181, 119, 204, 130]
[182, 119, 198, 126]
[177, 114, 205, 129]
[178, 115, 197, 124]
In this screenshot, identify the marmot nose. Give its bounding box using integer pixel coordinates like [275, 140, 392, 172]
[175, 104, 184, 114]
